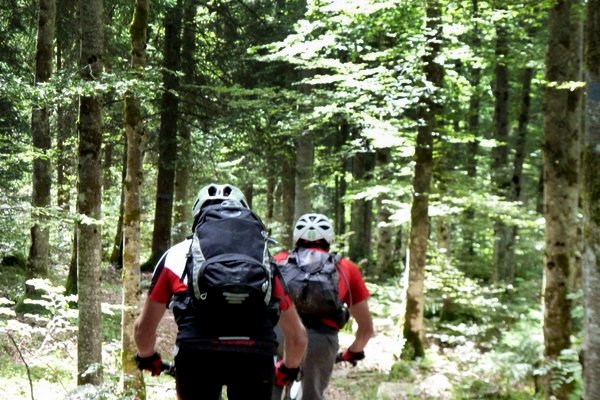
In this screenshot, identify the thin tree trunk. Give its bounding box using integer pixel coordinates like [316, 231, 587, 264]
[349, 141, 375, 265]
[491, 16, 513, 284]
[375, 147, 394, 280]
[121, 1, 149, 395]
[173, 0, 196, 242]
[402, 0, 443, 360]
[266, 170, 276, 225]
[582, 2, 600, 396]
[77, 0, 103, 386]
[335, 120, 350, 236]
[27, 0, 56, 290]
[503, 67, 533, 286]
[542, 1, 583, 398]
[294, 132, 313, 222]
[148, 1, 182, 267]
[109, 146, 126, 267]
[462, 0, 481, 261]
[281, 151, 295, 249]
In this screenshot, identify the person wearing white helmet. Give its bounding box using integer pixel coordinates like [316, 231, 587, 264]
[272, 213, 374, 400]
[134, 183, 307, 400]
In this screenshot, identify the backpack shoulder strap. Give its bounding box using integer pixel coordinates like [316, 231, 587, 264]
[332, 254, 353, 306]
[180, 239, 194, 282]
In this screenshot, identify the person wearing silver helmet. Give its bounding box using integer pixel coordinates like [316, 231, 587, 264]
[272, 213, 374, 400]
[134, 183, 307, 400]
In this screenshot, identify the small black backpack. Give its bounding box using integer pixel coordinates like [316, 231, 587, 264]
[279, 248, 346, 319]
[183, 200, 276, 324]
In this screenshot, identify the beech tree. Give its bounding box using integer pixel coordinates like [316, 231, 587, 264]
[121, 0, 149, 395]
[76, 0, 104, 386]
[26, 0, 55, 290]
[542, 0, 583, 398]
[402, 0, 444, 360]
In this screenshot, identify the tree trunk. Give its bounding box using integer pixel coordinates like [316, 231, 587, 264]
[266, 169, 276, 225]
[375, 147, 395, 280]
[173, 0, 196, 242]
[335, 120, 350, 237]
[512, 68, 533, 205]
[348, 141, 375, 265]
[461, 0, 481, 261]
[491, 17, 513, 284]
[27, 0, 56, 290]
[402, 0, 443, 360]
[148, 1, 182, 268]
[542, 1, 583, 398]
[56, 0, 77, 210]
[582, 2, 600, 397]
[109, 146, 126, 268]
[77, 0, 103, 386]
[281, 151, 296, 249]
[121, 1, 149, 395]
[294, 132, 313, 222]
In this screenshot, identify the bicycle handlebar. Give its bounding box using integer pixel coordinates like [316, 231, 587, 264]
[160, 361, 176, 377]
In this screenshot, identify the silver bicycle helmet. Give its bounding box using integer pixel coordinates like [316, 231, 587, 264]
[192, 183, 249, 219]
[293, 213, 334, 245]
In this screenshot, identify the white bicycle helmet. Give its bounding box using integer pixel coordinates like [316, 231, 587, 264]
[192, 183, 249, 219]
[293, 213, 334, 245]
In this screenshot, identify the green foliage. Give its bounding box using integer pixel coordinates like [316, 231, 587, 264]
[534, 348, 583, 399]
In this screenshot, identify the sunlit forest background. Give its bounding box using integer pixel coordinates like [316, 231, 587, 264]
[1, 0, 600, 399]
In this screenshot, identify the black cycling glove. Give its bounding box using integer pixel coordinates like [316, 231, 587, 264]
[335, 349, 365, 366]
[274, 359, 300, 387]
[135, 352, 163, 376]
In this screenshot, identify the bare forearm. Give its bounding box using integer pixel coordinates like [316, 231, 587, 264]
[283, 333, 307, 368]
[279, 306, 308, 368]
[134, 320, 158, 356]
[348, 324, 374, 352]
[348, 300, 374, 352]
[134, 299, 167, 356]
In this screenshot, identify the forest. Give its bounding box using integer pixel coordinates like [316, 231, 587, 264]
[1, 0, 600, 399]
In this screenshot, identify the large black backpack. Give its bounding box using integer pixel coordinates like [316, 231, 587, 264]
[279, 248, 345, 318]
[183, 200, 276, 327]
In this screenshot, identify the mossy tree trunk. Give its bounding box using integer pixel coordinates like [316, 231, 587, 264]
[402, 0, 443, 360]
[121, 0, 149, 396]
[76, 0, 104, 386]
[542, 0, 583, 398]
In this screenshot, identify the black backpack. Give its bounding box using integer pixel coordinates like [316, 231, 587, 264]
[279, 248, 346, 319]
[183, 200, 276, 325]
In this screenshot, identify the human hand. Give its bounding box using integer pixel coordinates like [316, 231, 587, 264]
[274, 359, 300, 387]
[335, 349, 365, 366]
[135, 352, 163, 376]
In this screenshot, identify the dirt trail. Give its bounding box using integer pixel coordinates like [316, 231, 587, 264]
[149, 311, 400, 400]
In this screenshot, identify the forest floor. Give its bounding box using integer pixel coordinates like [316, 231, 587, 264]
[1, 267, 538, 400]
[144, 270, 401, 400]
